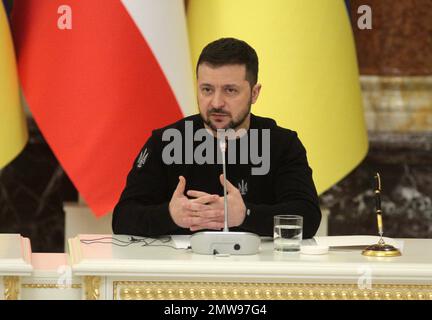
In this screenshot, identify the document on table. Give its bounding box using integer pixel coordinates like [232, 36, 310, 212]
[305, 235, 404, 252]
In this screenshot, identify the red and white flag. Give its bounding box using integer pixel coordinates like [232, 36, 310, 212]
[12, 0, 195, 216]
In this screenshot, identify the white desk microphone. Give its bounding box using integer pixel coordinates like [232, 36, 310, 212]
[190, 138, 260, 255]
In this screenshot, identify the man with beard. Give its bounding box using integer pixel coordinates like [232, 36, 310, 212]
[112, 38, 321, 238]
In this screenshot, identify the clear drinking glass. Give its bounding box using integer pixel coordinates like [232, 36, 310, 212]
[273, 215, 303, 252]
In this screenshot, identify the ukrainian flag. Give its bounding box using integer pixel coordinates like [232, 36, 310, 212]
[0, 3, 27, 168]
[187, 0, 368, 194]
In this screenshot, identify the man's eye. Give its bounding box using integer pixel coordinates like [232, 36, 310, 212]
[202, 87, 212, 94]
[226, 88, 237, 94]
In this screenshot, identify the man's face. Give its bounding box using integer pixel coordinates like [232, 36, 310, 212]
[197, 63, 261, 132]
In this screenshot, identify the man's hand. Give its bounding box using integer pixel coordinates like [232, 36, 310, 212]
[169, 176, 225, 231]
[186, 174, 247, 231]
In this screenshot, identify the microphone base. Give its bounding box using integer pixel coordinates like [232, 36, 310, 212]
[190, 231, 261, 255]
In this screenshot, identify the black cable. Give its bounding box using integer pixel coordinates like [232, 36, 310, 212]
[80, 236, 190, 251]
[80, 236, 132, 245]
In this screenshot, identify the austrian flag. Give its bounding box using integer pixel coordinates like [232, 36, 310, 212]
[12, 0, 195, 216]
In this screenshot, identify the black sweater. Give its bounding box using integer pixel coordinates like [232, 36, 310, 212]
[112, 114, 321, 238]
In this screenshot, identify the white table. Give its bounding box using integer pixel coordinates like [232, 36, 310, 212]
[0, 234, 33, 300]
[68, 234, 432, 300]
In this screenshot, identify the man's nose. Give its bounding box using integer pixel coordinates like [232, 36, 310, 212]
[210, 91, 225, 109]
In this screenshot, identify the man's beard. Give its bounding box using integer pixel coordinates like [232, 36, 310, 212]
[202, 101, 252, 132]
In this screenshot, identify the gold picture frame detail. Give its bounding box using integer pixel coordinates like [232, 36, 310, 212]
[3, 276, 20, 300]
[113, 281, 432, 300]
[84, 276, 101, 300]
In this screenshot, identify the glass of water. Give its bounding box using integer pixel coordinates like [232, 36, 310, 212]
[273, 215, 303, 252]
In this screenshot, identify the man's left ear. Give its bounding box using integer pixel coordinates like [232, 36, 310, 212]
[251, 84, 262, 104]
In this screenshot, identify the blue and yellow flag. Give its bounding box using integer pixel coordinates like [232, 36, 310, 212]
[0, 3, 27, 168]
[188, 1, 368, 194]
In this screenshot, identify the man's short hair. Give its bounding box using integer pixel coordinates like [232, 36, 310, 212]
[196, 37, 259, 87]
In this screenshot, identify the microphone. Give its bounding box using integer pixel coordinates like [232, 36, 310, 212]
[190, 135, 260, 255]
[220, 138, 229, 232]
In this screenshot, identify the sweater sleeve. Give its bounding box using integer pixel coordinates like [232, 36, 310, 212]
[112, 132, 179, 237]
[240, 132, 321, 238]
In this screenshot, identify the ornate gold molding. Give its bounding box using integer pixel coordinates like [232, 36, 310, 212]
[360, 75, 432, 91]
[113, 281, 432, 300]
[360, 75, 432, 132]
[21, 283, 82, 289]
[3, 276, 20, 300]
[84, 276, 101, 300]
